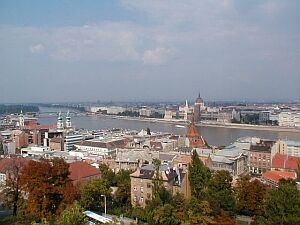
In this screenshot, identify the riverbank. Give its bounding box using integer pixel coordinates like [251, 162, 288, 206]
[92, 114, 300, 133]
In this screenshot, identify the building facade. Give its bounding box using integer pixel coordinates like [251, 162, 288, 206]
[130, 164, 190, 208]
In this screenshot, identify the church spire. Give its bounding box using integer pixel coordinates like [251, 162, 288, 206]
[57, 111, 64, 130]
[65, 111, 72, 129]
[19, 110, 25, 128]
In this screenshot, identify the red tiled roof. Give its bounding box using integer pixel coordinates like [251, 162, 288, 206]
[68, 161, 101, 181]
[186, 123, 200, 137]
[272, 153, 300, 170]
[262, 170, 296, 183]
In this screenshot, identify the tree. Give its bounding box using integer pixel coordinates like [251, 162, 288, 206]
[254, 179, 300, 225]
[215, 210, 236, 225]
[114, 170, 131, 210]
[99, 163, 117, 186]
[152, 204, 180, 225]
[80, 178, 112, 212]
[183, 198, 215, 225]
[57, 202, 88, 225]
[0, 141, 4, 155]
[0, 158, 29, 216]
[208, 170, 236, 216]
[235, 176, 268, 217]
[20, 158, 77, 219]
[188, 150, 211, 199]
[296, 162, 300, 182]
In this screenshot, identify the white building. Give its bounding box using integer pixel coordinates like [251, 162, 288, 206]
[74, 137, 127, 156]
[278, 112, 300, 127]
[277, 140, 300, 157]
[164, 110, 177, 120]
[2, 141, 16, 155]
[65, 133, 84, 151]
[106, 106, 126, 115]
[21, 145, 52, 158]
[139, 108, 152, 117]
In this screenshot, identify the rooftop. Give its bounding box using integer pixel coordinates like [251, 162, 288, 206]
[262, 170, 297, 183]
[68, 161, 101, 181]
[272, 153, 300, 170]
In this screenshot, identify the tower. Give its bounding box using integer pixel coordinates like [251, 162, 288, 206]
[19, 110, 25, 128]
[57, 112, 64, 131]
[65, 111, 72, 129]
[185, 122, 206, 148]
[194, 92, 204, 122]
[184, 100, 189, 121]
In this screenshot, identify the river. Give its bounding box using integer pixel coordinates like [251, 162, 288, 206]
[38, 107, 300, 146]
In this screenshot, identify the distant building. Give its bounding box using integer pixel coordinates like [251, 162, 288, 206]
[278, 111, 300, 127]
[139, 108, 152, 117]
[271, 153, 300, 172]
[130, 164, 190, 208]
[12, 130, 28, 149]
[68, 161, 101, 184]
[212, 145, 248, 176]
[262, 171, 297, 188]
[114, 149, 153, 172]
[194, 93, 204, 122]
[65, 133, 84, 151]
[185, 122, 206, 148]
[21, 145, 52, 159]
[2, 141, 16, 155]
[75, 137, 128, 156]
[248, 140, 276, 174]
[277, 140, 300, 157]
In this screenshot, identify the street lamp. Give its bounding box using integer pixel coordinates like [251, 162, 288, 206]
[101, 194, 107, 217]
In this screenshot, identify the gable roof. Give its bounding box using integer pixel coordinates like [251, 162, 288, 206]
[68, 161, 101, 181]
[262, 170, 297, 183]
[272, 153, 300, 170]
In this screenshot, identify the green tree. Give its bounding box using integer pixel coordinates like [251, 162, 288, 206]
[80, 178, 111, 212]
[235, 176, 267, 216]
[114, 170, 131, 208]
[208, 170, 236, 216]
[152, 204, 180, 225]
[188, 150, 211, 199]
[99, 163, 117, 186]
[152, 159, 163, 199]
[254, 179, 300, 225]
[0, 141, 4, 155]
[183, 198, 215, 225]
[57, 202, 88, 225]
[146, 127, 151, 135]
[296, 162, 300, 182]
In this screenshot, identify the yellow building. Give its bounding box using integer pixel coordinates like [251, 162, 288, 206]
[130, 164, 190, 208]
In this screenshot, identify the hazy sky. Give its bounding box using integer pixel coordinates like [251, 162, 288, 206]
[0, 0, 299, 103]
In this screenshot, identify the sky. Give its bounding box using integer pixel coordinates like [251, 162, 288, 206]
[0, 0, 299, 103]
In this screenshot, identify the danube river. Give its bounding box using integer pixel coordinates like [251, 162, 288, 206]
[38, 107, 300, 146]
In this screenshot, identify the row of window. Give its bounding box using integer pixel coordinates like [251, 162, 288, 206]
[133, 184, 152, 192]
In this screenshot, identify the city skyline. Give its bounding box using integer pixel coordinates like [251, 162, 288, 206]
[1, 0, 300, 103]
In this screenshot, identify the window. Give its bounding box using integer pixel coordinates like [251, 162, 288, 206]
[147, 183, 151, 188]
[140, 197, 144, 203]
[133, 186, 137, 191]
[140, 187, 144, 193]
